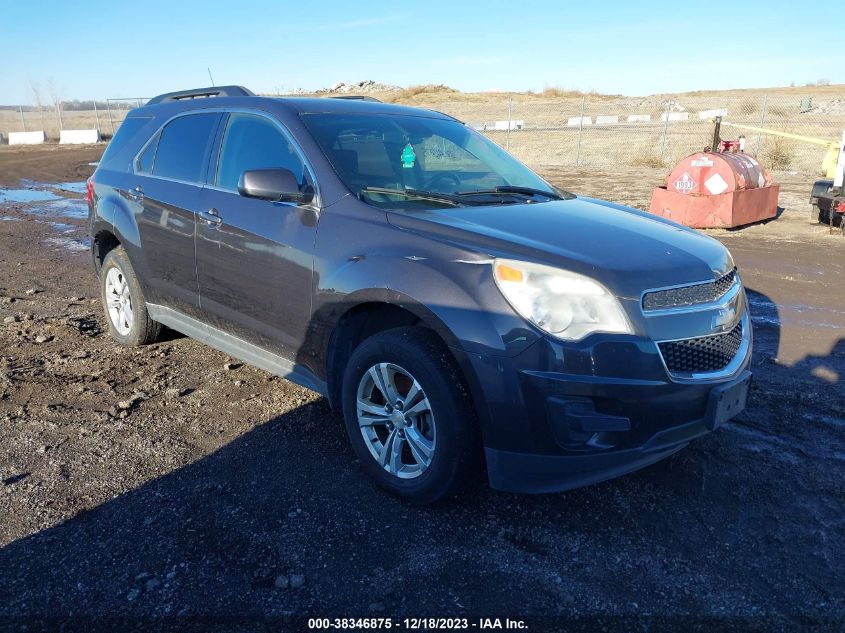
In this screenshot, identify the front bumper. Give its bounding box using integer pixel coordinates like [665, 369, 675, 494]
[463, 327, 753, 494]
[486, 370, 751, 493]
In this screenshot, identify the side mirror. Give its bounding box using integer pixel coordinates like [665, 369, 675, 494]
[238, 168, 313, 204]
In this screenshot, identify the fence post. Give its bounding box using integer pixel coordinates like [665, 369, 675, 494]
[575, 94, 585, 166]
[506, 97, 512, 151]
[755, 94, 767, 157]
[55, 102, 63, 136]
[660, 100, 671, 161]
[93, 98, 100, 131]
[106, 99, 115, 135]
[19, 106, 26, 132]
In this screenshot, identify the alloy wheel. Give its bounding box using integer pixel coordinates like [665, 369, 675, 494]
[105, 266, 133, 336]
[356, 362, 436, 479]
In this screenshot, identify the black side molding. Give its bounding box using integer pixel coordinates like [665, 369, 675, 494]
[146, 85, 255, 105]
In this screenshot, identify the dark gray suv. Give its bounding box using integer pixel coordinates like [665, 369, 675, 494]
[88, 85, 752, 503]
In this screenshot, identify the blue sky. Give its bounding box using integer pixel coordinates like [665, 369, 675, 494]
[2, 0, 843, 103]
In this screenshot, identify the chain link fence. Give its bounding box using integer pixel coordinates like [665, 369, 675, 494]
[435, 92, 845, 176]
[0, 98, 148, 141]
[2, 91, 842, 177]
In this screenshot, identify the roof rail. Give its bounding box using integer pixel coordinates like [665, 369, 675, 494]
[146, 85, 255, 105]
[329, 95, 382, 103]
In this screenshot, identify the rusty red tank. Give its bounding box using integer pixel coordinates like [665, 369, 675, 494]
[649, 151, 779, 228]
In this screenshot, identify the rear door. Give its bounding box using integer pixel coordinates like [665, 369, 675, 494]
[195, 112, 318, 360]
[132, 112, 221, 318]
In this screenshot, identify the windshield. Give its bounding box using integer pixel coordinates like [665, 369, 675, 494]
[300, 112, 562, 209]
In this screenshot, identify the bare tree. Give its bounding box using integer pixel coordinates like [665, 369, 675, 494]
[29, 79, 46, 130]
[47, 77, 63, 136]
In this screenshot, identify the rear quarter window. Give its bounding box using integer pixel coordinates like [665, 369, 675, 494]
[98, 117, 153, 170]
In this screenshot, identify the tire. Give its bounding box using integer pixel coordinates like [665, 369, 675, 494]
[341, 327, 481, 504]
[820, 207, 843, 228]
[100, 247, 163, 346]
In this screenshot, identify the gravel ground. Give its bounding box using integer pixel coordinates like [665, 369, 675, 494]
[0, 146, 843, 631]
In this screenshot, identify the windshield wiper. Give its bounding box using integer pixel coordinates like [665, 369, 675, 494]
[455, 186, 572, 200]
[360, 187, 465, 207]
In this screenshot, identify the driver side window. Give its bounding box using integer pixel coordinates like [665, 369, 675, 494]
[216, 113, 310, 192]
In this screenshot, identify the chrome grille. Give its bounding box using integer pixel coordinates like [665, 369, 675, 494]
[643, 269, 737, 311]
[658, 320, 744, 375]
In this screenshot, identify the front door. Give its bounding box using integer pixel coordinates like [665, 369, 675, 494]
[195, 112, 318, 361]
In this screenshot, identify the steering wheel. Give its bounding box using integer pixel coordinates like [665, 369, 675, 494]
[422, 173, 462, 192]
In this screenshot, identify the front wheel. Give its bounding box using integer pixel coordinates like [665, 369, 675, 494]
[341, 327, 481, 504]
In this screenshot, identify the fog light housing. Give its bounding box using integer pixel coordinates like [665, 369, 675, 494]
[546, 396, 631, 449]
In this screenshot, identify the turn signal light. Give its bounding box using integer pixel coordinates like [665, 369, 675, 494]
[495, 263, 524, 283]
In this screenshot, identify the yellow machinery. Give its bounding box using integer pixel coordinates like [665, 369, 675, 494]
[718, 121, 842, 178]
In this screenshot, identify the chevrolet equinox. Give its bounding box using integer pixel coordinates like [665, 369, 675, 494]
[88, 85, 752, 503]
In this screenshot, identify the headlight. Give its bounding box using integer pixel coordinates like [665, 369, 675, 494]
[493, 258, 632, 341]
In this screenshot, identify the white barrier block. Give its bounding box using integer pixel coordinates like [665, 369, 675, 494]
[661, 112, 689, 122]
[595, 115, 619, 125]
[698, 108, 728, 120]
[60, 129, 101, 144]
[9, 130, 46, 145]
[567, 116, 593, 127]
[627, 114, 651, 122]
[492, 120, 524, 131]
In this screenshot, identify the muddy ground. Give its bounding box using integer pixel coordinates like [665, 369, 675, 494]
[0, 145, 843, 630]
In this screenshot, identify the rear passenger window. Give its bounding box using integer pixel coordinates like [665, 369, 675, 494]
[153, 113, 219, 183]
[216, 113, 309, 192]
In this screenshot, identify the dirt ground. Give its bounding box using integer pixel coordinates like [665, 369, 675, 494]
[0, 145, 843, 630]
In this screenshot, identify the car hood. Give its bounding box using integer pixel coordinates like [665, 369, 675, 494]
[386, 196, 734, 299]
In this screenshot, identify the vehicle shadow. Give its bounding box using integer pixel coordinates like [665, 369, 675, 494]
[0, 288, 842, 625]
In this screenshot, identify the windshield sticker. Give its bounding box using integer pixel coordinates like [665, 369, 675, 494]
[401, 143, 416, 169]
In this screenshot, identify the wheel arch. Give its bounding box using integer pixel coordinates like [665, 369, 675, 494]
[320, 293, 490, 438]
[91, 228, 121, 275]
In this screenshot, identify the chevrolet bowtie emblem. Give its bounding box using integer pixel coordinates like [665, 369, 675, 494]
[711, 306, 737, 332]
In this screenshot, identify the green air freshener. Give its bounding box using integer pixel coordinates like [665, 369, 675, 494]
[401, 143, 416, 169]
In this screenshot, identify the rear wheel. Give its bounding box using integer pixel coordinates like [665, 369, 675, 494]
[100, 247, 163, 346]
[341, 327, 480, 504]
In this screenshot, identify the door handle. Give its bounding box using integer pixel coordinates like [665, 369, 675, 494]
[126, 185, 144, 202]
[199, 208, 222, 227]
